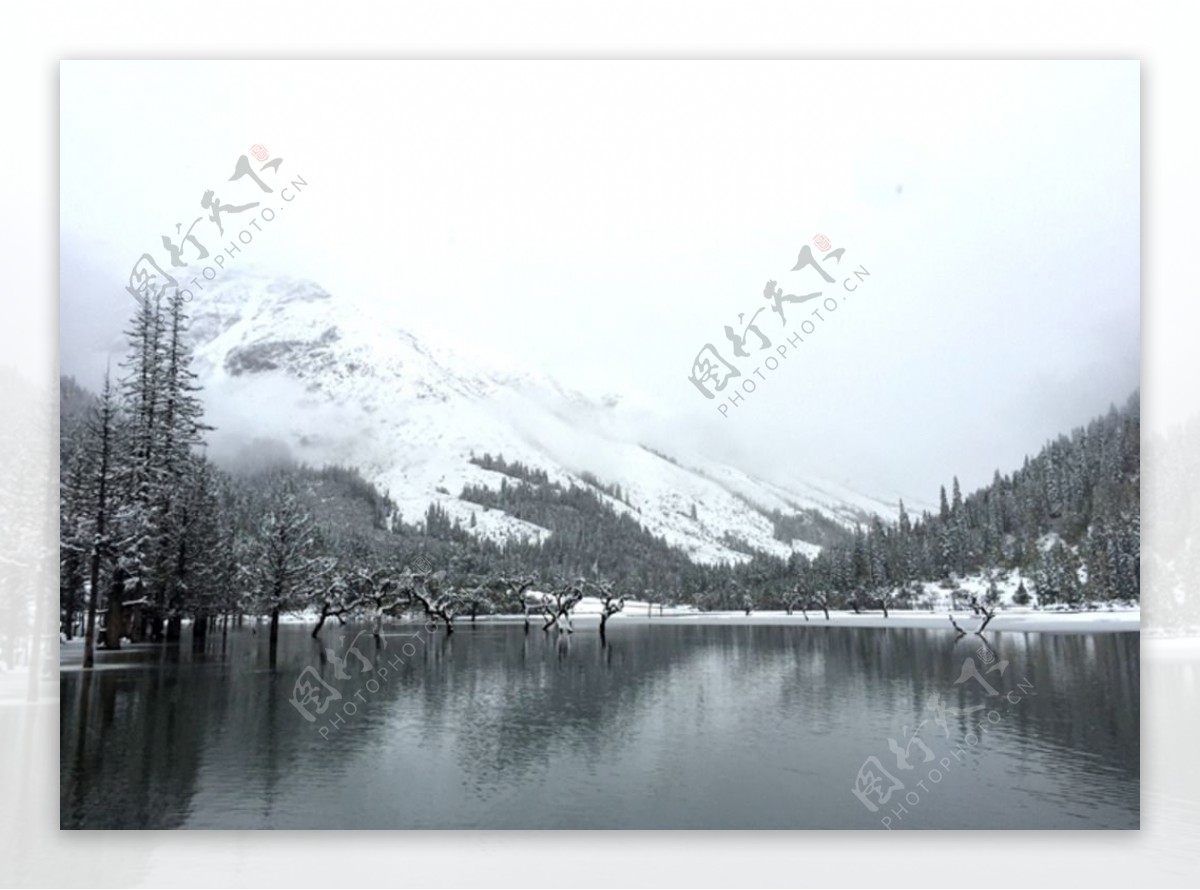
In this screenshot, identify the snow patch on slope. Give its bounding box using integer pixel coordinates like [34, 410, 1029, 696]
[188, 272, 912, 565]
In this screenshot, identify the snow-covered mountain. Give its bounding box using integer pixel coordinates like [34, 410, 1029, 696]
[188, 272, 912, 565]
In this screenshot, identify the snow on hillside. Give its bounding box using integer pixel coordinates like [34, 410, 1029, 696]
[913, 571, 1031, 611]
[187, 272, 912, 565]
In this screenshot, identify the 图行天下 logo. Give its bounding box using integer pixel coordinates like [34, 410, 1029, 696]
[851, 644, 1036, 828]
[124, 146, 308, 310]
[687, 234, 873, 418]
[289, 555, 438, 738]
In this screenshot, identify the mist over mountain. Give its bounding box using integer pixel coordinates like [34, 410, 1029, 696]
[178, 271, 912, 565]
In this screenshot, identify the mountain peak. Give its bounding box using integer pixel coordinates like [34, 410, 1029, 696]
[191, 273, 901, 564]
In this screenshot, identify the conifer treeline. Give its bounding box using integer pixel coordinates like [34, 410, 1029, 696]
[787, 393, 1140, 609]
[60, 292, 1139, 656]
[456, 393, 1140, 611]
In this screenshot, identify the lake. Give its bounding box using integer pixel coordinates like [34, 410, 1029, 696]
[60, 620, 1139, 829]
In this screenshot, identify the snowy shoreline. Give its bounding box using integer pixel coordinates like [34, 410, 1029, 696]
[502, 608, 1141, 634]
[255, 598, 1143, 635]
[57, 606, 1141, 672]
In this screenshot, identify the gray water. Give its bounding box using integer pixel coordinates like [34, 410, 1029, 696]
[60, 621, 1139, 829]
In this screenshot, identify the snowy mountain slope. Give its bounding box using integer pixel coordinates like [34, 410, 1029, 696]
[187, 272, 910, 565]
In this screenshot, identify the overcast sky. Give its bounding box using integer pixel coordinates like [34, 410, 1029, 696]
[60, 60, 1139, 503]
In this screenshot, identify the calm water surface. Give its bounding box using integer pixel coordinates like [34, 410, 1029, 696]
[60, 621, 1139, 829]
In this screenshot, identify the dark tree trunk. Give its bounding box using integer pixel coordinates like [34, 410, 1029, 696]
[193, 611, 208, 649]
[312, 612, 328, 639]
[166, 615, 182, 641]
[82, 581, 100, 671]
[125, 607, 141, 644]
[153, 578, 170, 642]
[105, 600, 123, 650]
[269, 606, 280, 665]
[104, 568, 126, 651]
[599, 613, 609, 646]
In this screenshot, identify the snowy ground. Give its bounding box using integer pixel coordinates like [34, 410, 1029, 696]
[550, 606, 1141, 634]
[57, 596, 1141, 658]
[593, 607, 1139, 633]
[465, 596, 1139, 634]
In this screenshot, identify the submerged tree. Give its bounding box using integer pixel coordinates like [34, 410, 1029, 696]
[541, 579, 585, 632]
[310, 574, 359, 639]
[352, 564, 413, 638]
[968, 594, 997, 634]
[247, 475, 329, 660]
[407, 570, 471, 634]
[590, 579, 625, 644]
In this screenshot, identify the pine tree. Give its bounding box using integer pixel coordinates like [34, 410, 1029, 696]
[247, 473, 329, 661]
[109, 288, 215, 639]
[81, 372, 121, 669]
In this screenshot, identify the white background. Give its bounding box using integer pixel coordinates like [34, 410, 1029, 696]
[2, 1, 1197, 887]
[57, 60, 1140, 501]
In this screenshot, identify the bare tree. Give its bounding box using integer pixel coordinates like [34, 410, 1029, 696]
[311, 589, 358, 638]
[968, 594, 997, 634]
[407, 571, 470, 635]
[494, 575, 537, 630]
[876, 587, 899, 619]
[589, 579, 625, 644]
[809, 591, 834, 621]
[461, 576, 503, 623]
[310, 570, 361, 638]
[350, 565, 415, 638]
[782, 586, 809, 620]
[541, 580, 584, 632]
